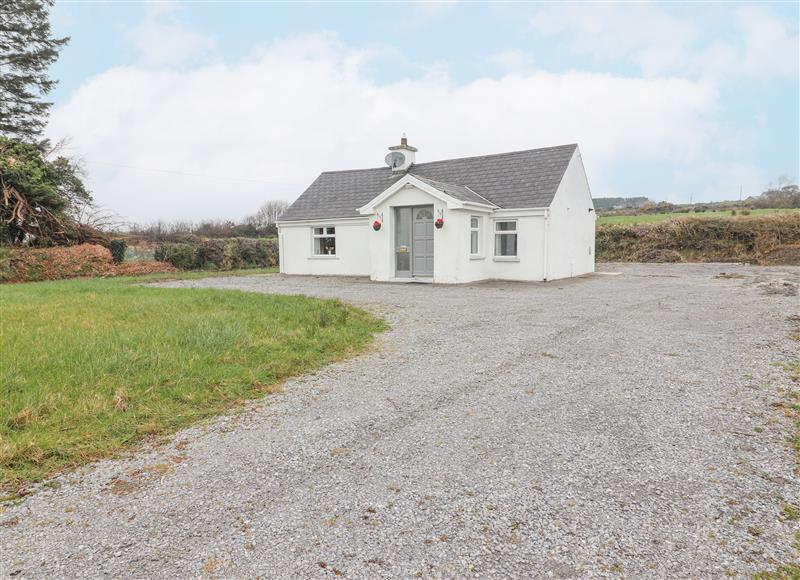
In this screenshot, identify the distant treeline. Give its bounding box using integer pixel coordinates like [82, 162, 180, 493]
[745, 184, 800, 209]
[127, 219, 276, 242]
[593, 197, 651, 210]
[596, 183, 799, 215]
[125, 200, 288, 242]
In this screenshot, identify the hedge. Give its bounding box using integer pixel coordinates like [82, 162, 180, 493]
[596, 213, 800, 264]
[154, 237, 279, 270]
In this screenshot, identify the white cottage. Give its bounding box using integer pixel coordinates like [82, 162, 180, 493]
[277, 137, 595, 283]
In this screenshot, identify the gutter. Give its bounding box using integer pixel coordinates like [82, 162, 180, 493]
[276, 215, 370, 226]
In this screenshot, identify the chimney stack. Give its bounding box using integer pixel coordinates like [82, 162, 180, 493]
[386, 133, 417, 172]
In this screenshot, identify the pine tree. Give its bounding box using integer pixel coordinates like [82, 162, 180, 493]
[0, 0, 69, 142]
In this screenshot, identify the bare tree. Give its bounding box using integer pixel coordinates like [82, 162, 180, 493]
[246, 200, 288, 229]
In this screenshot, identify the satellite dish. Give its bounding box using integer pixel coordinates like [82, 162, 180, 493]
[385, 151, 406, 168]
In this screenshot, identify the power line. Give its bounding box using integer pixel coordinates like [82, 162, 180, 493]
[82, 160, 302, 186]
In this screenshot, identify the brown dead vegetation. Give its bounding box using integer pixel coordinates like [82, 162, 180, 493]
[597, 213, 800, 265]
[0, 243, 176, 283]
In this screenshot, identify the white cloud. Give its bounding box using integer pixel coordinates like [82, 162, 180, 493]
[128, 4, 216, 66]
[49, 32, 730, 222]
[530, 3, 798, 80]
[530, 3, 698, 77]
[735, 5, 799, 78]
[672, 162, 763, 203]
[485, 50, 536, 74]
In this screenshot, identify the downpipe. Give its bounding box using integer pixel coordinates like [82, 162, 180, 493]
[543, 209, 550, 282]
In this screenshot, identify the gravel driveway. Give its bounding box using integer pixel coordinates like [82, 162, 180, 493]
[2, 263, 799, 578]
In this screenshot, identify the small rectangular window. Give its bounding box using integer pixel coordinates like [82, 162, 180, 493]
[494, 220, 517, 256]
[312, 226, 336, 255]
[469, 216, 481, 255]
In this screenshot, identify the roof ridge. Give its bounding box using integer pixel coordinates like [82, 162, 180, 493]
[320, 166, 390, 176]
[413, 143, 578, 168]
[318, 143, 578, 175]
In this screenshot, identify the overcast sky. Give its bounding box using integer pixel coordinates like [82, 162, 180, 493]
[48, 1, 799, 223]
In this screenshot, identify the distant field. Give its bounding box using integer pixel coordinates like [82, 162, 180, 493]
[597, 207, 800, 225]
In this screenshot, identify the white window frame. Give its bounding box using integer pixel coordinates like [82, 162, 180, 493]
[469, 216, 482, 256]
[312, 225, 336, 256]
[494, 220, 518, 258]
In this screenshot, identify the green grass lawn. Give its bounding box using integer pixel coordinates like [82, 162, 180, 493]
[597, 207, 800, 225]
[0, 274, 385, 493]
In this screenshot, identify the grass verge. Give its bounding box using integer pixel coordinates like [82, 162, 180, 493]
[0, 274, 385, 494]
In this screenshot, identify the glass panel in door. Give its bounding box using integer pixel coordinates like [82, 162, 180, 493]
[394, 207, 412, 277]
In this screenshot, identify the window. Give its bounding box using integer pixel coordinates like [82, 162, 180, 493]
[312, 226, 336, 255]
[494, 221, 517, 257]
[415, 208, 434, 220]
[470, 216, 481, 255]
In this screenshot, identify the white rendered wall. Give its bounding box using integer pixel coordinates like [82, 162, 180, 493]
[278, 218, 371, 276]
[278, 157, 592, 283]
[485, 212, 547, 282]
[368, 184, 466, 283]
[369, 184, 547, 283]
[545, 148, 596, 280]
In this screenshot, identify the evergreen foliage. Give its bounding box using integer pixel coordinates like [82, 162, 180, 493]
[0, 136, 93, 245]
[0, 0, 69, 142]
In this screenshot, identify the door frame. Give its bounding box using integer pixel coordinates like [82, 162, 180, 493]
[394, 204, 434, 279]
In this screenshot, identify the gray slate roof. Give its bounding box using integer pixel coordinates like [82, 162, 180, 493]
[413, 176, 495, 206]
[280, 143, 577, 221]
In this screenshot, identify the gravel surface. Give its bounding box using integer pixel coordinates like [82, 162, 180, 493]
[2, 263, 799, 579]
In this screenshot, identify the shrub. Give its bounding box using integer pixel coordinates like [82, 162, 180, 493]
[154, 243, 197, 270]
[108, 239, 127, 264]
[154, 238, 279, 271]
